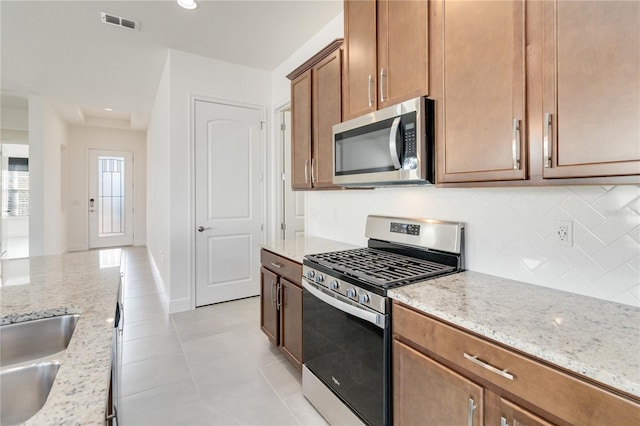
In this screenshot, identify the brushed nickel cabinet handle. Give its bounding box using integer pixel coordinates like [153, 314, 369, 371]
[544, 113, 552, 168]
[380, 68, 386, 103]
[304, 160, 309, 183]
[463, 352, 514, 380]
[270, 280, 277, 304]
[311, 158, 317, 183]
[368, 74, 374, 107]
[276, 282, 282, 310]
[501, 416, 508, 426]
[512, 119, 521, 170]
[467, 398, 476, 426]
[270, 262, 282, 269]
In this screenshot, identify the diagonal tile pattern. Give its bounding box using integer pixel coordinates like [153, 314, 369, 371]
[118, 247, 327, 426]
[308, 185, 640, 306]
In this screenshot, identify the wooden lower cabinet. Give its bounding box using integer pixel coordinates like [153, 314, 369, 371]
[392, 301, 640, 426]
[259, 267, 279, 346]
[259, 249, 303, 371]
[394, 339, 484, 425]
[279, 278, 303, 368]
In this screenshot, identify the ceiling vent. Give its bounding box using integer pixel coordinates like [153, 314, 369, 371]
[101, 12, 139, 31]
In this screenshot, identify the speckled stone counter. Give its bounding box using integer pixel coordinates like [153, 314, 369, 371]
[389, 271, 640, 399]
[0, 250, 121, 425]
[262, 236, 360, 264]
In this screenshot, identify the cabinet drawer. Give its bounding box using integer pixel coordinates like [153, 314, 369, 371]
[260, 249, 302, 286]
[393, 302, 639, 425]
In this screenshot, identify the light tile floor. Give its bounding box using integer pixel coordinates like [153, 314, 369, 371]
[119, 247, 328, 426]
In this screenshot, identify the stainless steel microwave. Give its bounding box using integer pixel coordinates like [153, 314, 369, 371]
[332, 96, 434, 187]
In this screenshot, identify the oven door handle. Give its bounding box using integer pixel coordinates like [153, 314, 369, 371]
[303, 280, 386, 329]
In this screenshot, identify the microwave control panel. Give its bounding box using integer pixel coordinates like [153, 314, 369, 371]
[402, 113, 418, 170]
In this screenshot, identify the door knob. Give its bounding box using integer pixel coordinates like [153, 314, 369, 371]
[197, 226, 212, 232]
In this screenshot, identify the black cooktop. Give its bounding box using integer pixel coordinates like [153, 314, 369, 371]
[305, 247, 455, 288]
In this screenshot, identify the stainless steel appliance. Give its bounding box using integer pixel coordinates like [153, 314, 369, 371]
[302, 215, 465, 426]
[106, 275, 124, 425]
[332, 97, 434, 187]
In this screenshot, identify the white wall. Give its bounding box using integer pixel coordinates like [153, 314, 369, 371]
[66, 125, 147, 252]
[28, 95, 68, 256]
[1, 107, 29, 131]
[147, 55, 172, 299]
[306, 185, 640, 307]
[146, 50, 271, 312]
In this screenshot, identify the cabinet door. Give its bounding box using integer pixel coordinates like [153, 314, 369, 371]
[437, 0, 526, 183]
[394, 340, 484, 425]
[291, 69, 312, 189]
[312, 48, 342, 189]
[279, 278, 303, 371]
[377, 0, 428, 108]
[542, 1, 640, 178]
[500, 398, 555, 426]
[260, 267, 279, 346]
[343, 0, 378, 120]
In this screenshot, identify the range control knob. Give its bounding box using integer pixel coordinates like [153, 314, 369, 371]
[346, 288, 357, 299]
[358, 293, 370, 304]
[306, 270, 315, 280]
[315, 274, 325, 283]
[329, 280, 340, 290]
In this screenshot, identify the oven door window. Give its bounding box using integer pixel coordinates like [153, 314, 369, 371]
[303, 287, 389, 426]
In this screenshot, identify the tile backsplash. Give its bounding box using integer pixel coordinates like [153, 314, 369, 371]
[306, 185, 640, 307]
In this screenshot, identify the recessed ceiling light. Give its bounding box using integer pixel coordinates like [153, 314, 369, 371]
[105, 107, 113, 111]
[177, 0, 198, 10]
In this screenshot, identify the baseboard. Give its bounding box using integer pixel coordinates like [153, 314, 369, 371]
[169, 298, 191, 313]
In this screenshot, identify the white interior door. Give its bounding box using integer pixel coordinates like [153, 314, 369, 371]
[282, 109, 305, 239]
[194, 99, 263, 307]
[89, 150, 134, 248]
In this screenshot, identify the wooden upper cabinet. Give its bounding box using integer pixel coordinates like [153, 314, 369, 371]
[343, 0, 378, 120]
[377, 0, 429, 108]
[288, 39, 343, 191]
[343, 0, 429, 121]
[312, 49, 342, 188]
[437, 0, 527, 183]
[291, 70, 312, 189]
[542, 1, 640, 178]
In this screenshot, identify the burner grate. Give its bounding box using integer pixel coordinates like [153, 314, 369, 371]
[306, 248, 455, 287]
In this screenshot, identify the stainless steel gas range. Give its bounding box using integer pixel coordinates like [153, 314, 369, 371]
[301, 215, 465, 426]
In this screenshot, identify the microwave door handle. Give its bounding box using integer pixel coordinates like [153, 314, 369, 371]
[388, 116, 402, 169]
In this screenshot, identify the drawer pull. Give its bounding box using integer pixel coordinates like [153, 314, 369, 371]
[270, 262, 283, 269]
[463, 353, 514, 380]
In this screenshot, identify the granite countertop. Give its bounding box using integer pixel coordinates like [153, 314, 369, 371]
[262, 236, 360, 264]
[0, 250, 122, 425]
[389, 271, 640, 399]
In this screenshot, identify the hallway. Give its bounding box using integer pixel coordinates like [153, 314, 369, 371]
[119, 247, 326, 425]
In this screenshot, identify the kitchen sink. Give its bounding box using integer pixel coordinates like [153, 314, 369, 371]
[0, 361, 61, 425]
[0, 314, 80, 366]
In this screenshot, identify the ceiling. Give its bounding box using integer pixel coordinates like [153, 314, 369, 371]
[1, 0, 342, 130]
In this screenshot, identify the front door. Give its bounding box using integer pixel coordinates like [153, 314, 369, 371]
[88, 150, 134, 248]
[194, 99, 263, 307]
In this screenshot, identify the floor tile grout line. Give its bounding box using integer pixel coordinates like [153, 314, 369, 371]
[258, 359, 307, 426]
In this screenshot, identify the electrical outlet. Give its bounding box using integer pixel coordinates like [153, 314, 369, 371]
[554, 220, 573, 247]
